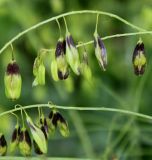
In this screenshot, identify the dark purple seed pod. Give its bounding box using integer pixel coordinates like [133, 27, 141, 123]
[132, 38, 146, 76]
[55, 38, 69, 80]
[0, 133, 7, 156]
[55, 39, 66, 57]
[94, 32, 107, 71]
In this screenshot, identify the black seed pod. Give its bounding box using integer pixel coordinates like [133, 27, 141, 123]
[49, 110, 70, 137]
[55, 38, 69, 80]
[40, 117, 49, 139]
[132, 38, 146, 75]
[0, 133, 7, 156]
[19, 128, 32, 156]
[10, 125, 21, 152]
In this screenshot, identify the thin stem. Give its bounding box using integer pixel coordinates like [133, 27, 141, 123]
[0, 10, 147, 55]
[56, 19, 62, 37]
[63, 16, 68, 32]
[11, 112, 19, 125]
[95, 13, 99, 33]
[10, 44, 14, 60]
[0, 104, 152, 122]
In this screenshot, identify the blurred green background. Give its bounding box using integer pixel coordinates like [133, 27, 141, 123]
[0, 0, 152, 159]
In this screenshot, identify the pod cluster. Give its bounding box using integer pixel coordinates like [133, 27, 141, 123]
[4, 32, 147, 100]
[0, 109, 69, 156]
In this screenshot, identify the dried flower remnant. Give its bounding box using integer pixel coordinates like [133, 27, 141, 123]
[4, 60, 22, 100]
[94, 31, 107, 71]
[10, 125, 21, 153]
[32, 56, 45, 86]
[55, 38, 69, 80]
[19, 127, 31, 156]
[0, 133, 7, 156]
[26, 115, 47, 154]
[132, 38, 146, 75]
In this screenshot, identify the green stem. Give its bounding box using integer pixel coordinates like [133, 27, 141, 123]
[95, 13, 99, 33]
[56, 19, 62, 37]
[0, 104, 152, 121]
[0, 10, 147, 55]
[63, 16, 68, 33]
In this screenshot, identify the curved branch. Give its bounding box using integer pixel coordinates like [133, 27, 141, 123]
[0, 104, 152, 122]
[0, 10, 146, 55]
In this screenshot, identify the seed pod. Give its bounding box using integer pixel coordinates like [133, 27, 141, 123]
[26, 115, 47, 154]
[94, 32, 107, 71]
[19, 127, 31, 156]
[0, 133, 7, 156]
[80, 50, 92, 80]
[51, 58, 59, 81]
[132, 38, 146, 75]
[49, 110, 70, 137]
[4, 60, 22, 100]
[66, 31, 80, 75]
[10, 125, 21, 153]
[55, 38, 69, 80]
[32, 56, 45, 86]
[40, 116, 49, 139]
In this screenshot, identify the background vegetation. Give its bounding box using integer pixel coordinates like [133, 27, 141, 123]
[0, 0, 152, 159]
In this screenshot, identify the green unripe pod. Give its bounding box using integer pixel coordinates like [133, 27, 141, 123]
[4, 60, 22, 100]
[19, 127, 32, 156]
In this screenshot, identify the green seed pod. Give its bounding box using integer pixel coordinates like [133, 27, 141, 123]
[51, 58, 59, 81]
[94, 32, 107, 71]
[132, 38, 146, 75]
[32, 56, 45, 86]
[26, 115, 47, 154]
[50, 110, 70, 137]
[66, 31, 80, 75]
[55, 38, 69, 80]
[4, 60, 22, 100]
[10, 125, 21, 153]
[46, 115, 56, 136]
[19, 127, 31, 156]
[0, 133, 7, 156]
[80, 51, 92, 80]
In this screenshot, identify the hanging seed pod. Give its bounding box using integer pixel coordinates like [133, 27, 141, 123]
[55, 38, 69, 80]
[132, 38, 146, 75]
[80, 50, 92, 80]
[32, 56, 45, 86]
[94, 32, 107, 71]
[51, 55, 59, 81]
[66, 31, 80, 75]
[40, 115, 49, 139]
[0, 133, 7, 156]
[19, 127, 31, 156]
[49, 110, 70, 137]
[26, 115, 47, 154]
[4, 60, 22, 100]
[10, 125, 21, 153]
